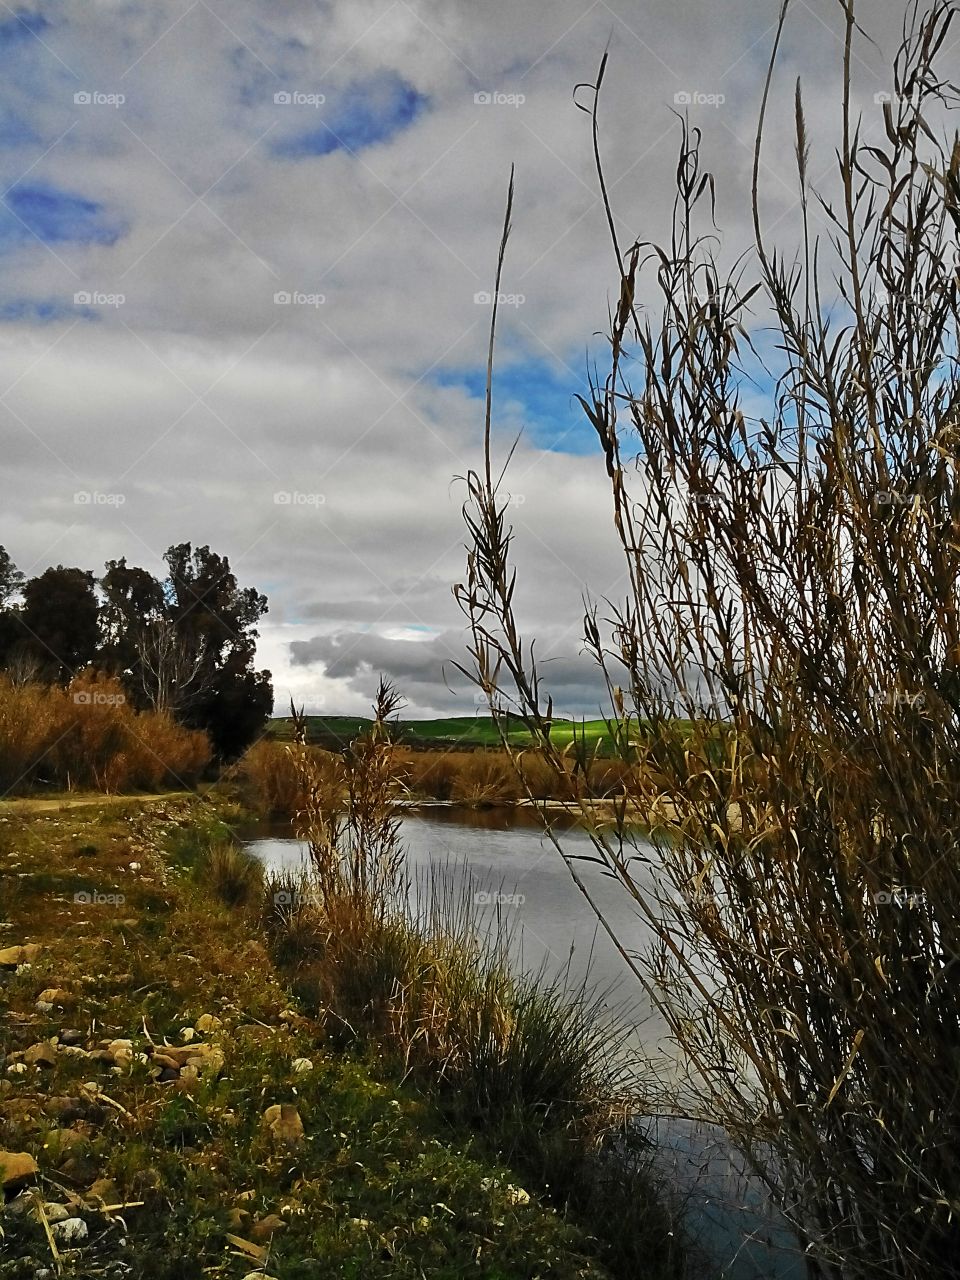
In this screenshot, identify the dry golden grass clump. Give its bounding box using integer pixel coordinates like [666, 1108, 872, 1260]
[231, 736, 341, 816]
[0, 673, 211, 793]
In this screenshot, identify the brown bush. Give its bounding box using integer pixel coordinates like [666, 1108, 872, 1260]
[231, 738, 340, 817]
[0, 674, 211, 794]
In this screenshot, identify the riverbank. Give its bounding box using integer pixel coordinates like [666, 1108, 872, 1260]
[0, 794, 681, 1279]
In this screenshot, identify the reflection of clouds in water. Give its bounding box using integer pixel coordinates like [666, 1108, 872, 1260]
[248, 809, 804, 1279]
[249, 810, 673, 1068]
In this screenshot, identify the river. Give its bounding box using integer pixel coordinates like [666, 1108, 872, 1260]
[244, 805, 806, 1280]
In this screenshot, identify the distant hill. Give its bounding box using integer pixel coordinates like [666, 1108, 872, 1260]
[266, 714, 617, 752]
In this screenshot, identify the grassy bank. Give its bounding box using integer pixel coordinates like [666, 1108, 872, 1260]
[0, 795, 679, 1279]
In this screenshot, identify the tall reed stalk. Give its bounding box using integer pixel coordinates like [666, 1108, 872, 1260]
[456, 4, 960, 1276]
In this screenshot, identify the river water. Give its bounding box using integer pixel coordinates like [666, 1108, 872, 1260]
[244, 805, 806, 1280]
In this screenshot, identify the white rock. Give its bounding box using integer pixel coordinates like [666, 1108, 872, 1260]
[51, 1217, 88, 1244]
[292, 1057, 313, 1074]
[180, 1026, 196, 1043]
[108, 1038, 134, 1064]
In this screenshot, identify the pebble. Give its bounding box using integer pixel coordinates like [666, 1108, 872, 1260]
[292, 1057, 313, 1074]
[0, 1151, 39, 1190]
[51, 1216, 89, 1244]
[261, 1104, 305, 1148]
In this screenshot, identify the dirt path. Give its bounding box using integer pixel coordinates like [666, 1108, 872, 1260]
[0, 789, 199, 814]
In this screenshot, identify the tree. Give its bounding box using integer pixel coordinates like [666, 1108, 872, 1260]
[0, 546, 24, 607]
[134, 618, 210, 715]
[160, 543, 272, 757]
[21, 566, 100, 681]
[98, 558, 166, 679]
[0, 545, 25, 668]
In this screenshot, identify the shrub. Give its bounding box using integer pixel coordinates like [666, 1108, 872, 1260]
[0, 674, 211, 794]
[206, 839, 263, 907]
[231, 737, 340, 817]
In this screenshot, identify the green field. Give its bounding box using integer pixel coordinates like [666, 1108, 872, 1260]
[268, 714, 618, 752]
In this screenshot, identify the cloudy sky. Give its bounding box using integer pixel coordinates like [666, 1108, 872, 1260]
[0, 0, 921, 717]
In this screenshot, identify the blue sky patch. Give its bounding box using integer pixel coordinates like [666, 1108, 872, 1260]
[0, 297, 93, 323]
[434, 355, 600, 456]
[0, 9, 50, 42]
[274, 72, 427, 158]
[0, 183, 124, 249]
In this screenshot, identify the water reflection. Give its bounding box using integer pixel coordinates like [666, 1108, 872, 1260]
[243, 805, 804, 1280]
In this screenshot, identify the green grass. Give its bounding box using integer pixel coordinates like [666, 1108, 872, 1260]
[267, 714, 620, 753]
[0, 795, 632, 1280]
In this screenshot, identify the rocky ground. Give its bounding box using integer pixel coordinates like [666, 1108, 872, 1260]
[0, 795, 611, 1279]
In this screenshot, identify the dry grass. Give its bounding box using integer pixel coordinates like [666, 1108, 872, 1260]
[455, 6, 960, 1277]
[230, 736, 341, 816]
[0, 673, 211, 794]
[399, 749, 632, 806]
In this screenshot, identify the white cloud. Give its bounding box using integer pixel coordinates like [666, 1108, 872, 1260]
[0, 0, 924, 713]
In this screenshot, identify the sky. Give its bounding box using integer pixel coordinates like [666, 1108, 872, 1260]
[0, 0, 929, 718]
